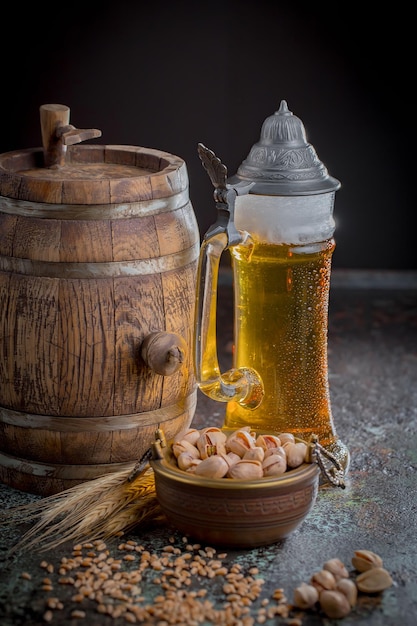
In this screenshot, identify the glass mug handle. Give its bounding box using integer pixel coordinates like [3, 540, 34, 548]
[193, 230, 264, 409]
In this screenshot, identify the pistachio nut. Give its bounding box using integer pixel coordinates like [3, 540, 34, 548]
[225, 429, 256, 457]
[278, 432, 295, 445]
[196, 431, 227, 459]
[352, 549, 383, 572]
[226, 459, 263, 480]
[225, 452, 241, 466]
[172, 439, 200, 459]
[310, 569, 337, 592]
[293, 582, 319, 609]
[203, 428, 227, 447]
[264, 446, 286, 460]
[355, 567, 393, 593]
[243, 447, 265, 462]
[184, 458, 201, 473]
[200, 426, 223, 434]
[255, 434, 282, 450]
[323, 558, 349, 580]
[175, 428, 200, 446]
[193, 455, 229, 479]
[336, 578, 357, 607]
[262, 453, 287, 477]
[284, 442, 308, 468]
[319, 589, 351, 619]
[177, 451, 200, 471]
[217, 452, 239, 470]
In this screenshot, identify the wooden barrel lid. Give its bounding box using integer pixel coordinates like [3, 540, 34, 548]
[0, 104, 188, 205]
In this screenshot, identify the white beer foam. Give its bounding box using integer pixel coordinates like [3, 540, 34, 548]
[234, 192, 336, 245]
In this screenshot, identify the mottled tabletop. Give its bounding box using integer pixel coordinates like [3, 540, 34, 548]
[1, 270, 416, 626]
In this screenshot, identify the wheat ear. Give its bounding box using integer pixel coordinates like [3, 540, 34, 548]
[5, 466, 162, 553]
[1, 466, 134, 525]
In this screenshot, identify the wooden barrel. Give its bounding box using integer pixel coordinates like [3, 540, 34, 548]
[0, 106, 200, 495]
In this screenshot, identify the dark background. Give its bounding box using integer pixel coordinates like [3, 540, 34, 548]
[1, 1, 415, 270]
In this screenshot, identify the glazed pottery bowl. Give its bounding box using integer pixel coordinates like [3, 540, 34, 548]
[150, 432, 320, 548]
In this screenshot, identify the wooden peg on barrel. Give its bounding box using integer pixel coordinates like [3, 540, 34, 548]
[141, 332, 188, 377]
[40, 103, 102, 168]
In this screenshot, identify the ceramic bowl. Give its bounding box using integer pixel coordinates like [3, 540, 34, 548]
[150, 431, 320, 548]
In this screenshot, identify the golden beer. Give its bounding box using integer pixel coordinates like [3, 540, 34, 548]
[195, 101, 350, 473]
[224, 237, 338, 449]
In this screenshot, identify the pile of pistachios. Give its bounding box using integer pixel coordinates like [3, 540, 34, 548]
[171, 426, 308, 479]
[293, 549, 393, 619]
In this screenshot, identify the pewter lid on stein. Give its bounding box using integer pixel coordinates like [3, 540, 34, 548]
[228, 100, 341, 196]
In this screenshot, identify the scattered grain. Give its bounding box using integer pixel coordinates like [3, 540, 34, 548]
[31, 539, 392, 624]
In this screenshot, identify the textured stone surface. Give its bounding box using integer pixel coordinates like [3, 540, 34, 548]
[1, 273, 416, 625]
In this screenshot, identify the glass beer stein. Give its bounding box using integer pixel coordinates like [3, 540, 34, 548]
[194, 101, 350, 472]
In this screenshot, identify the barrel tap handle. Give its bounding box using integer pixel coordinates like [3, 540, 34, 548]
[40, 103, 102, 169]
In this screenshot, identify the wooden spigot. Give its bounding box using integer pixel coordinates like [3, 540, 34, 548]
[40, 104, 102, 168]
[141, 331, 188, 377]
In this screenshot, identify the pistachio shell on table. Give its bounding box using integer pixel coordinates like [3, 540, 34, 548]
[225, 429, 256, 457]
[336, 578, 358, 607]
[226, 459, 263, 480]
[352, 549, 383, 572]
[323, 558, 349, 580]
[319, 589, 351, 619]
[293, 582, 319, 609]
[310, 569, 337, 592]
[355, 567, 393, 593]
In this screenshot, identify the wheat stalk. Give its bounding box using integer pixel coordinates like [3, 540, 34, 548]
[2, 465, 163, 553]
[83, 492, 166, 542]
[2, 467, 133, 523]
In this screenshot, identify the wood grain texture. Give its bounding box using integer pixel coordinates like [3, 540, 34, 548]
[60, 219, 112, 262]
[0, 213, 17, 254]
[0, 272, 60, 413]
[40, 103, 70, 168]
[0, 399, 197, 496]
[13, 216, 61, 261]
[0, 146, 200, 494]
[0, 145, 188, 204]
